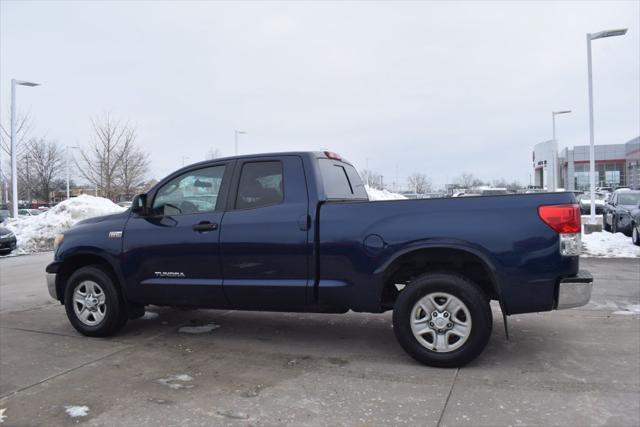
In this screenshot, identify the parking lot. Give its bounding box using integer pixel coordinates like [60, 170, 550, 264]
[0, 253, 638, 426]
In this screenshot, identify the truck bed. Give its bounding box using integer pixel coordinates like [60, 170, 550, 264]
[317, 192, 579, 314]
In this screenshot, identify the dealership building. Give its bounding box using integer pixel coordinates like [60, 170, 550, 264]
[532, 136, 640, 191]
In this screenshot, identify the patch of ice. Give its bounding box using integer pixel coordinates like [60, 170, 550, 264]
[612, 304, 640, 315]
[142, 311, 159, 320]
[64, 406, 89, 417]
[365, 185, 407, 201]
[157, 374, 194, 390]
[581, 227, 640, 259]
[178, 323, 220, 334]
[2, 195, 125, 254]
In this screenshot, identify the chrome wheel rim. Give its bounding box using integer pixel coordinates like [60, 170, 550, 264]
[73, 281, 107, 326]
[410, 292, 472, 353]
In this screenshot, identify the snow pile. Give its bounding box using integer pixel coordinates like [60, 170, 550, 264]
[365, 186, 407, 201]
[581, 229, 640, 258]
[3, 195, 125, 254]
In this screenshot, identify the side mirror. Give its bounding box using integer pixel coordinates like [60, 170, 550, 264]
[131, 194, 148, 215]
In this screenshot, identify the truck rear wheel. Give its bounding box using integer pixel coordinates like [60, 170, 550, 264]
[392, 272, 492, 368]
[64, 266, 127, 337]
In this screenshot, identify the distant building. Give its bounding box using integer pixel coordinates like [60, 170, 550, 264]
[532, 136, 639, 191]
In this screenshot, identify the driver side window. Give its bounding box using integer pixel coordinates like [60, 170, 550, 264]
[152, 165, 225, 216]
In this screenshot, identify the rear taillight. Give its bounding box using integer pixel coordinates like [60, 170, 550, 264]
[538, 204, 581, 234]
[538, 204, 581, 256]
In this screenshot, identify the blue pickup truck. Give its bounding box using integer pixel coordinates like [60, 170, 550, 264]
[46, 151, 592, 367]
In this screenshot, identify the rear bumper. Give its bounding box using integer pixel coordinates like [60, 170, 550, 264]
[556, 270, 593, 310]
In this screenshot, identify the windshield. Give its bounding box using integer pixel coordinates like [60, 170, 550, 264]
[618, 193, 640, 206]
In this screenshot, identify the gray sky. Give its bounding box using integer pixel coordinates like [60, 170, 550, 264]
[1, 0, 639, 189]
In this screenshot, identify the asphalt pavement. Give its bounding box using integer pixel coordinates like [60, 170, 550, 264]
[0, 253, 638, 426]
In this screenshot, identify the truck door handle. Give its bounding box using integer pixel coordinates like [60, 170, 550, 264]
[192, 221, 218, 232]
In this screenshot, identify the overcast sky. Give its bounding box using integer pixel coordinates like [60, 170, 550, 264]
[1, 0, 639, 188]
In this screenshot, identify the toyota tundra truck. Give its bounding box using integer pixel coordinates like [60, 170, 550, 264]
[45, 151, 593, 367]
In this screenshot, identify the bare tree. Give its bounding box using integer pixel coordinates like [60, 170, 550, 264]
[407, 173, 431, 194]
[360, 169, 384, 190]
[0, 113, 32, 158]
[21, 138, 65, 202]
[76, 115, 136, 200]
[455, 172, 484, 188]
[206, 148, 221, 160]
[1, 114, 32, 203]
[116, 137, 150, 198]
[492, 178, 523, 192]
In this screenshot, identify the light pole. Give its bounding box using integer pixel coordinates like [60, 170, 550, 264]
[586, 28, 627, 225]
[234, 130, 247, 156]
[66, 146, 80, 199]
[552, 110, 571, 142]
[10, 79, 40, 218]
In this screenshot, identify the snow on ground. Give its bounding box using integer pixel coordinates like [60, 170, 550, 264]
[365, 186, 407, 201]
[142, 311, 159, 320]
[613, 304, 640, 316]
[64, 406, 89, 417]
[582, 231, 639, 258]
[3, 195, 125, 254]
[157, 374, 194, 390]
[178, 323, 220, 334]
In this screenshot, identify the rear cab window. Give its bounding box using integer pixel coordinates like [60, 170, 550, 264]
[317, 158, 368, 200]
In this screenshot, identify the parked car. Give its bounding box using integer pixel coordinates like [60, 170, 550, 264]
[603, 189, 640, 235]
[45, 151, 592, 367]
[0, 209, 9, 224]
[577, 192, 607, 215]
[596, 186, 614, 193]
[630, 203, 640, 246]
[18, 209, 40, 217]
[0, 226, 17, 255]
[117, 201, 133, 209]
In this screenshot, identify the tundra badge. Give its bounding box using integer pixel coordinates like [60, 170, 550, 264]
[154, 272, 186, 278]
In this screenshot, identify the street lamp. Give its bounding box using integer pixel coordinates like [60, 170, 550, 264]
[586, 28, 627, 225]
[234, 130, 247, 156]
[552, 110, 571, 142]
[10, 79, 40, 218]
[67, 146, 80, 199]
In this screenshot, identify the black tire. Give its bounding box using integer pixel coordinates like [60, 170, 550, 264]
[632, 223, 640, 246]
[393, 272, 492, 368]
[64, 265, 127, 337]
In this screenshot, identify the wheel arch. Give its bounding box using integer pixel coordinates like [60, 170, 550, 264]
[378, 243, 503, 312]
[56, 252, 127, 305]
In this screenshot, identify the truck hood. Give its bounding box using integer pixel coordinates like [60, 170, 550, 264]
[74, 210, 130, 227]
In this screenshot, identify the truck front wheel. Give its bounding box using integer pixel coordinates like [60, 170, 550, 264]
[64, 266, 127, 337]
[392, 273, 492, 368]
